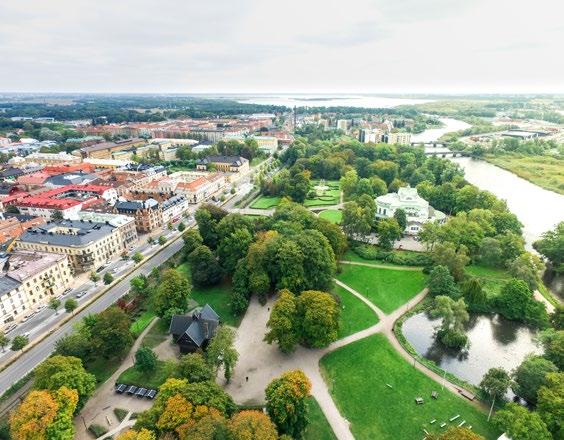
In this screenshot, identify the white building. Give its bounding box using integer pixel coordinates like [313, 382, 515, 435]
[337, 119, 350, 131]
[375, 187, 446, 235]
[359, 129, 383, 143]
[384, 132, 411, 145]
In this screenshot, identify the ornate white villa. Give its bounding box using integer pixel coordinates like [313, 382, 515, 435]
[375, 186, 446, 235]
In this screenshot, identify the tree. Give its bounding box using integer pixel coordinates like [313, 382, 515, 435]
[537, 372, 563, 438]
[116, 428, 156, 440]
[147, 236, 155, 245]
[132, 252, 144, 263]
[90, 306, 133, 359]
[427, 265, 460, 298]
[182, 229, 203, 255]
[0, 332, 10, 352]
[376, 218, 402, 250]
[430, 296, 469, 349]
[460, 277, 487, 311]
[341, 201, 372, 239]
[297, 290, 340, 348]
[89, 271, 100, 285]
[153, 269, 191, 318]
[217, 227, 253, 273]
[177, 353, 213, 383]
[265, 370, 311, 439]
[51, 210, 64, 221]
[480, 367, 511, 421]
[227, 410, 278, 440]
[493, 403, 551, 440]
[431, 242, 469, 281]
[103, 272, 114, 285]
[508, 252, 544, 291]
[512, 355, 557, 404]
[34, 355, 96, 411]
[135, 347, 158, 373]
[177, 222, 186, 232]
[496, 279, 548, 327]
[393, 208, 407, 231]
[195, 204, 228, 249]
[158, 235, 167, 245]
[426, 427, 484, 440]
[538, 329, 564, 370]
[206, 326, 239, 383]
[49, 297, 62, 314]
[10, 387, 78, 440]
[533, 222, 564, 273]
[11, 335, 28, 352]
[478, 237, 503, 267]
[188, 245, 223, 287]
[265, 290, 299, 353]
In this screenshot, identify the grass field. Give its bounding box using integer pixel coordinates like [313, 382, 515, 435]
[320, 334, 500, 440]
[334, 285, 378, 338]
[85, 356, 124, 385]
[336, 265, 426, 313]
[117, 360, 176, 389]
[304, 180, 341, 207]
[130, 311, 156, 337]
[319, 209, 342, 224]
[465, 264, 511, 299]
[176, 262, 241, 327]
[485, 154, 564, 195]
[250, 195, 282, 209]
[304, 397, 337, 440]
[141, 318, 169, 348]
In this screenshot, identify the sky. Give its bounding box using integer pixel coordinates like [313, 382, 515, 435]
[1, 0, 563, 94]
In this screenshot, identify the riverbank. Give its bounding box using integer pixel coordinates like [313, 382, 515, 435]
[483, 154, 564, 195]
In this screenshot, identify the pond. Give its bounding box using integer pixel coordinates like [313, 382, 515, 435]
[402, 312, 542, 391]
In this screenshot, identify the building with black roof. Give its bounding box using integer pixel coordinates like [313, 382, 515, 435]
[169, 304, 220, 354]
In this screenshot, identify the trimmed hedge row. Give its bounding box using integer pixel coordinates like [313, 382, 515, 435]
[352, 244, 432, 267]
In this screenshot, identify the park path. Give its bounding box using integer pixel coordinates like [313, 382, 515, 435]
[339, 260, 423, 271]
[74, 318, 158, 440]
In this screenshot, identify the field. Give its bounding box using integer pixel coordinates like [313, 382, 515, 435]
[485, 154, 564, 195]
[465, 264, 511, 298]
[130, 311, 156, 337]
[336, 265, 426, 313]
[141, 318, 170, 348]
[320, 334, 500, 440]
[249, 195, 281, 209]
[304, 397, 337, 440]
[176, 262, 242, 327]
[117, 360, 176, 389]
[333, 284, 379, 339]
[318, 209, 342, 224]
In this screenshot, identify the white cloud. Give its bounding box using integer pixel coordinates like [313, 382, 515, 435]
[0, 0, 563, 93]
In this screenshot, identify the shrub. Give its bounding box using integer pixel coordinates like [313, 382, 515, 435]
[114, 407, 128, 422]
[88, 424, 108, 438]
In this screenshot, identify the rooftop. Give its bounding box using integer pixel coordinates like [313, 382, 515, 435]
[19, 219, 117, 247]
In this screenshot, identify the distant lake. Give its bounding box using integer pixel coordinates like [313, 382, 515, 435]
[233, 94, 433, 108]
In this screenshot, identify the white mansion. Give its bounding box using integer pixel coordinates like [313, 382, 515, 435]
[375, 187, 446, 235]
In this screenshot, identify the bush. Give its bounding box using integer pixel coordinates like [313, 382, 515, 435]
[114, 407, 128, 422]
[352, 244, 432, 266]
[88, 424, 108, 438]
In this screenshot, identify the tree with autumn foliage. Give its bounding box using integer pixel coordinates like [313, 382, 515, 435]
[116, 428, 156, 440]
[156, 394, 194, 432]
[265, 370, 311, 439]
[176, 410, 228, 440]
[10, 386, 78, 440]
[426, 426, 484, 440]
[227, 410, 278, 440]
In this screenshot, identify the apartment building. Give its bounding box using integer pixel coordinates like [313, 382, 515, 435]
[75, 211, 138, 250]
[16, 220, 123, 272]
[0, 214, 46, 245]
[383, 132, 412, 145]
[0, 250, 72, 327]
[113, 199, 162, 233]
[78, 138, 147, 159]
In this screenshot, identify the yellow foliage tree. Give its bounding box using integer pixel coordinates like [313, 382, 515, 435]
[10, 390, 58, 440]
[116, 428, 156, 440]
[227, 410, 278, 440]
[156, 394, 194, 432]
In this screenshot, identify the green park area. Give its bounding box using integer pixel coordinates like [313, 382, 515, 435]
[176, 262, 241, 327]
[465, 264, 512, 298]
[304, 397, 338, 440]
[303, 180, 341, 207]
[250, 195, 282, 209]
[336, 264, 427, 313]
[117, 360, 176, 389]
[319, 209, 342, 224]
[334, 284, 379, 339]
[320, 334, 500, 440]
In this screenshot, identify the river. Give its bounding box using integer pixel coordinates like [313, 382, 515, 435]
[233, 94, 432, 108]
[414, 118, 564, 250]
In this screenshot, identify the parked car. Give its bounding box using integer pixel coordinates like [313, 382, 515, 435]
[115, 384, 127, 394]
[126, 385, 138, 395]
[36, 304, 46, 311]
[75, 291, 87, 299]
[4, 323, 17, 333]
[63, 288, 72, 295]
[145, 389, 157, 399]
[20, 313, 34, 323]
[136, 387, 147, 398]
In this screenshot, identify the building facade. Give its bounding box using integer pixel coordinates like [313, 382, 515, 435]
[196, 156, 250, 174]
[113, 199, 162, 233]
[375, 187, 446, 235]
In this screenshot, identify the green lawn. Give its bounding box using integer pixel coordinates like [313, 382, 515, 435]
[304, 180, 341, 207]
[320, 334, 500, 440]
[465, 264, 511, 299]
[141, 318, 170, 349]
[334, 285, 378, 339]
[130, 311, 156, 337]
[341, 250, 409, 268]
[85, 356, 124, 385]
[319, 209, 342, 224]
[304, 397, 337, 440]
[250, 195, 282, 209]
[117, 360, 177, 389]
[176, 262, 242, 327]
[336, 265, 426, 313]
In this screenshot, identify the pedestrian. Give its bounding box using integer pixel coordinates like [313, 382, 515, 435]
[246, 376, 249, 382]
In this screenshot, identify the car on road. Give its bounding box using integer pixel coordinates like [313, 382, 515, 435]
[36, 304, 46, 311]
[63, 288, 72, 295]
[75, 291, 87, 299]
[96, 265, 106, 273]
[20, 313, 34, 323]
[4, 323, 17, 333]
